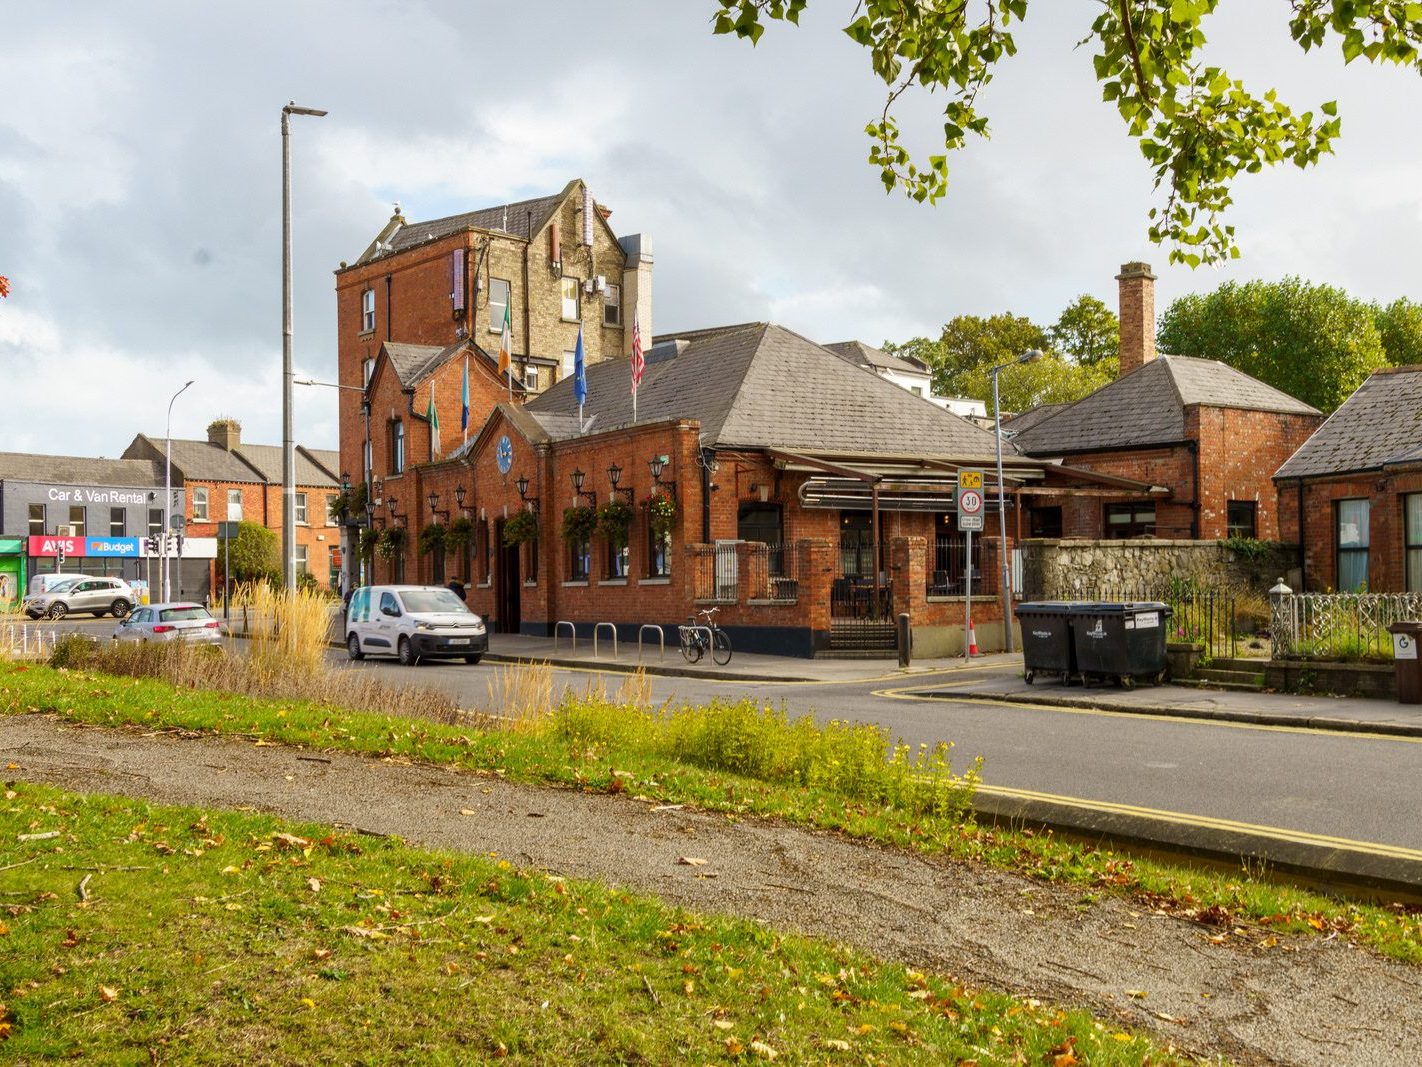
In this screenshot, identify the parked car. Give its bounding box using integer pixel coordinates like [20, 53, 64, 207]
[345, 585, 488, 665]
[113, 603, 223, 644]
[27, 572, 96, 596]
[23, 577, 134, 619]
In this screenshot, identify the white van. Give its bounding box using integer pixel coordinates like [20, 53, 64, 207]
[345, 585, 488, 666]
[28, 572, 96, 596]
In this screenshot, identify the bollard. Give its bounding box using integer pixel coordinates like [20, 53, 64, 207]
[896, 612, 911, 668]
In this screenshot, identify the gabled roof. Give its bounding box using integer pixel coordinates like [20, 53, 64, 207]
[1014, 355, 1319, 456]
[0, 452, 164, 488]
[229, 444, 339, 488]
[825, 340, 928, 378]
[1002, 402, 1070, 436]
[1274, 365, 1422, 480]
[380, 339, 522, 395]
[527, 323, 1010, 460]
[385, 191, 566, 254]
[129, 435, 264, 484]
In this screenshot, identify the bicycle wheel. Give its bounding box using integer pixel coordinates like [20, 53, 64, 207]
[711, 628, 732, 666]
[680, 630, 703, 664]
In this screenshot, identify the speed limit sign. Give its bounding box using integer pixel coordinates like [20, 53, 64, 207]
[956, 469, 985, 531]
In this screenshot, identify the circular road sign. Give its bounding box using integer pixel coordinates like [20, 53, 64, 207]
[959, 489, 983, 514]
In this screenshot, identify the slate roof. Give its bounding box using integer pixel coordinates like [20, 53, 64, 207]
[1274, 365, 1422, 479]
[1013, 356, 1319, 456]
[527, 323, 1009, 460]
[381, 340, 514, 395]
[825, 340, 927, 378]
[232, 445, 339, 487]
[0, 452, 165, 488]
[1002, 403, 1070, 436]
[386, 192, 566, 254]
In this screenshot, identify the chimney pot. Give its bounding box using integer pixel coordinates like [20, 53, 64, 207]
[1116, 261, 1157, 377]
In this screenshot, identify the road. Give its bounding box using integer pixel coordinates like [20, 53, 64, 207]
[13, 616, 1421, 862]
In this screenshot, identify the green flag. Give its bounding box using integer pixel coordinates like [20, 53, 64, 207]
[427, 392, 441, 458]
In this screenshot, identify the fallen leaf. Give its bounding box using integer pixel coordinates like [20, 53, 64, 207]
[272, 832, 311, 849]
[713, 1019, 734, 1031]
[17, 831, 59, 842]
[750, 1039, 778, 1060]
[724, 1038, 744, 1056]
[307, 878, 321, 893]
[459, 809, 476, 816]
[676, 856, 708, 867]
[98, 985, 119, 1003]
[1125, 989, 1148, 1000]
[824, 1039, 850, 1051]
[300, 997, 316, 1010]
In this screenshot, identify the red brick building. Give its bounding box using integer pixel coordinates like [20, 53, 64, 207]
[1274, 365, 1422, 592]
[1010, 263, 1323, 542]
[124, 420, 341, 593]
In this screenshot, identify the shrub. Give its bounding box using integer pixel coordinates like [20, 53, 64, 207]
[502, 510, 538, 546]
[596, 499, 632, 548]
[377, 527, 406, 560]
[562, 505, 597, 545]
[418, 523, 446, 557]
[445, 517, 474, 553]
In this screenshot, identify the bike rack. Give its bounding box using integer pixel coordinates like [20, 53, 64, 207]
[593, 622, 618, 659]
[637, 624, 664, 661]
[553, 620, 576, 652]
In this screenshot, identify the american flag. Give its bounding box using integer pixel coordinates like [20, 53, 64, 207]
[630, 311, 645, 423]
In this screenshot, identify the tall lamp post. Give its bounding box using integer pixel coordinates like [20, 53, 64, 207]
[990, 349, 1043, 654]
[282, 101, 327, 591]
[162, 379, 195, 603]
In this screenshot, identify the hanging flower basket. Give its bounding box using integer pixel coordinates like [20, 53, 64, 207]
[377, 526, 406, 560]
[503, 509, 539, 546]
[597, 499, 633, 549]
[561, 505, 598, 545]
[444, 516, 474, 553]
[359, 527, 380, 559]
[418, 523, 446, 556]
[648, 491, 678, 540]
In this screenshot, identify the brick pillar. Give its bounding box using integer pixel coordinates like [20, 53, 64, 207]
[799, 538, 834, 632]
[890, 536, 927, 619]
[1116, 261, 1157, 377]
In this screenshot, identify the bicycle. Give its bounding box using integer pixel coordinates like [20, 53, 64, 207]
[678, 607, 733, 666]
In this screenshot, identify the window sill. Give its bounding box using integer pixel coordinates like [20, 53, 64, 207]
[358, 329, 376, 339]
[640, 577, 671, 585]
[601, 578, 627, 586]
[477, 581, 492, 590]
[563, 580, 589, 588]
[523, 580, 538, 588]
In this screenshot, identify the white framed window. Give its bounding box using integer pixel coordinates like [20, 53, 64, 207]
[560, 277, 580, 321]
[603, 283, 621, 326]
[523, 364, 540, 391]
[192, 486, 209, 521]
[488, 278, 511, 332]
[363, 357, 374, 386]
[227, 489, 243, 522]
[561, 351, 576, 382]
[295, 492, 308, 525]
[1407, 493, 1422, 593]
[1336, 498, 1369, 592]
[390, 421, 405, 475]
[110, 507, 126, 536]
[361, 289, 376, 333]
[326, 495, 339, 526]
[69, 506, 86, 537]
[149, 508, 163, 535]
[28, 504, 44, 536]
[295, 544, 309, 575]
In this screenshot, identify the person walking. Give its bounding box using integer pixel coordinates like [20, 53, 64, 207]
[446, 575, 466, 602]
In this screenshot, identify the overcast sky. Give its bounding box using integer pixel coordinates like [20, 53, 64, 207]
[3, 2, 1420, 458]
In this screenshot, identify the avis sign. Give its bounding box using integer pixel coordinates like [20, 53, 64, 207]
[956, 468, 984, 532]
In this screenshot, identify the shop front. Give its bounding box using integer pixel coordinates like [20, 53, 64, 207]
[25, 535, 219, 602]
[0, 538, 24, 612]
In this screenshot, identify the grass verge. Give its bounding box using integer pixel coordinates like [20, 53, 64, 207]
[0, 782, 1187, 1064]
[3, 660, 1420, 968]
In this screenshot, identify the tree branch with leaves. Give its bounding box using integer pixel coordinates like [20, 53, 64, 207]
[711, 1, 1422, 264]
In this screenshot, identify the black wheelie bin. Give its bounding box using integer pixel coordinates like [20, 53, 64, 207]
[1070, 601, 1172, 688]
[1014, 601, 1079, 685]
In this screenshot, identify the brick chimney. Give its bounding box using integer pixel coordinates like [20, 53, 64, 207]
[207, 418, 241, 451]
[1116, 261, 1157, 377]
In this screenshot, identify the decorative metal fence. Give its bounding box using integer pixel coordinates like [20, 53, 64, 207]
[927, 538, 1001, 599]
[763, 543, 801, 603]
[687, 543, 740, 603]
[1270, 592, 1421, 660]
[1069, 586, 1240, 660]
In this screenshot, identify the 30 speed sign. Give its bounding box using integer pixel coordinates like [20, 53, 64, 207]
[956, 468, 985, 531]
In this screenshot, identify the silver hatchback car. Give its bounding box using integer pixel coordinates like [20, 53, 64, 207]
[24, 577, 135, 619]
[113, 603, 223, 644]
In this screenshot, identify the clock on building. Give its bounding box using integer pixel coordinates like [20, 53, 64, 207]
[496, 435, 514, 475]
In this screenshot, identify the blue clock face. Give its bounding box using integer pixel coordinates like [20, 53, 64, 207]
[496, 435, 514, 475]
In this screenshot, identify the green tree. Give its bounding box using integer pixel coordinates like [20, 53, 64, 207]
[710, 2, 1422, 264]
[959, 353, 1115, 414]
[1374, 297, 1422, 367]
[1049, 295, 1119, 368]
[216, 521, 280, 585]
[1156, 277, 1388, 412]
[885, 313, 1048, 398]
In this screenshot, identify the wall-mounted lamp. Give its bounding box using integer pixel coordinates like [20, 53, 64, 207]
[454, 485, 467, 514]
[649, 454, 675, 497]
[428, 491, 449, 522]
[607, 462, 633, 503]
[516, 474, 539, 511]
[570, 467, 596, 505]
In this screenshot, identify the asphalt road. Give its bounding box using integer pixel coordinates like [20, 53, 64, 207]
[330, 649, 1422, 858]
[14, 618, 1419, 861]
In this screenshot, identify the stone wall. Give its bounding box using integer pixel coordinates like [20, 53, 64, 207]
[1020, 538, 1294, 599]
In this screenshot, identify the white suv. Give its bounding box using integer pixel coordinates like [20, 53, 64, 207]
[24, 577, 134, 620]
[345, 585, 488, 666]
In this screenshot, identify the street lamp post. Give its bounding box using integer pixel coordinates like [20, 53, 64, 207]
[282, 101, 327, 591]
[990, 349, 1043, 654]
[162, 379, 195, 603]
